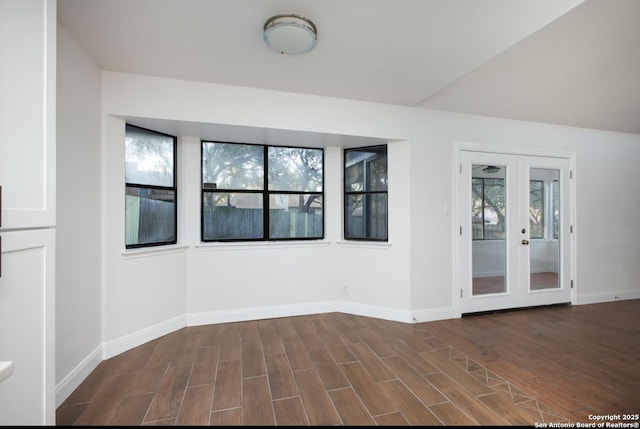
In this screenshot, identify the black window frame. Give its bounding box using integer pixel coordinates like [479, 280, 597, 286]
[343, 144, 388, 242]
[124, 124, 178, 249]
[200, 140, 325, 242]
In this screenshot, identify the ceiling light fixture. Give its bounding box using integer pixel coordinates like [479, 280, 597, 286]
[263, 14, 317, 55]
[482, 165, 502, 174]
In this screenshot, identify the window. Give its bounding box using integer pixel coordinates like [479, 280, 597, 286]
[529, 180, 544, 239]
[472, 178, 547, 240]
[201, 141, 324, 241]
[471, 177, 505, 240]
[552, 180, 560, 239]
[125, 124, 177, 248]
[344, 145, 388, 241]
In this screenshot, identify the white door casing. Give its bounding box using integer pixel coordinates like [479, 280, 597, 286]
[456, 144, 574, 315]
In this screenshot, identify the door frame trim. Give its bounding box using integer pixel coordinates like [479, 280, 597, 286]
[453, 142, 577, 318]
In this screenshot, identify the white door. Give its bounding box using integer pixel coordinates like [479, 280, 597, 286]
[457, 150, 572, 314]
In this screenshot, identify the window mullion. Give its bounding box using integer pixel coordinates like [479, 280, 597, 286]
[482, 178, 486, 240]
[263, 145, 269, 240]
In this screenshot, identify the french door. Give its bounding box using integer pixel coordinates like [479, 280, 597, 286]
[457, 149, 572, 314]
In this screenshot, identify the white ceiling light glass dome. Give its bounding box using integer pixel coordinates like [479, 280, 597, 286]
[263, 14, 317, 55]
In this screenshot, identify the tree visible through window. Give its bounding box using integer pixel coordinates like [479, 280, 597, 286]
[472, 177, 505, 240]
[201, 141, 323, 241]
[344, 145, 388, 241]
[125, 124, 177, 248]
[472, 178, 547, 240]
[529, 180, 544, 239]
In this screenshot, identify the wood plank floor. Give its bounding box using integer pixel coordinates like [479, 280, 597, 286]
[56, 300, 640, 426]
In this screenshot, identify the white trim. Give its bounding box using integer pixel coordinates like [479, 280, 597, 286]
[55, 344, 102, 408]
[454, 142, 577, 315]
[410, 306, 457, 323]
[195, 240, 331, 251]
[187, 301, 338, 325]
[187, 300, 412, 325]
[456, 142, 574, 159]
[452, 142, 461, 318]
[570, 155, 578, 306]
[101, 314, 186, 359]
[575, 290, 640, 305]
[121, 244, 189, 259]
[332, 301, 413, 323]
[335, 240, 392, 249]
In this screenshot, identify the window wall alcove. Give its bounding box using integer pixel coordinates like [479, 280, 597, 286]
[104, 116, 412, 358]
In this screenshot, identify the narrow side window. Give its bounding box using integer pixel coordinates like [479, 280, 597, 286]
[344, 145, 388, 241]
[125, 124, 177, 248]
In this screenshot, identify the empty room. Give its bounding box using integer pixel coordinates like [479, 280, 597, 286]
[1, 0, 639, 426]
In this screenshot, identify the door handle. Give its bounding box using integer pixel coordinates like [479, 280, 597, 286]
[521, 239, 530, 245]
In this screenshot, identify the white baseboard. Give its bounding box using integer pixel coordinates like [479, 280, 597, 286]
[332, 301, 414, 323]
[102, 315, 187, 360]
[55, 315, 187, 407]
[410, 306, 457, 323]
[187, 301, 419, 326]
[575, 289, 640, 305]
[186, 301, 338, 326]
[55, 344, 102, 408]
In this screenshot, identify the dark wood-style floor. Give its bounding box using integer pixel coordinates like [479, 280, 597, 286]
[56, 300, 640, 426]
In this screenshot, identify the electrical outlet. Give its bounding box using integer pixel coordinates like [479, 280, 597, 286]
[342, 285, 348, 295]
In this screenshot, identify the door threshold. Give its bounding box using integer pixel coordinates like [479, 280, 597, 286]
[461, 302, 571, 317]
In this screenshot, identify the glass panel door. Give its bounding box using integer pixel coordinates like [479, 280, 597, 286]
[529, 168, 560, 290]
[471, 164, 507, 296]
[458, 151, 520, 314]
[458, 150, 572, 314]
[519, 156, 572, 308]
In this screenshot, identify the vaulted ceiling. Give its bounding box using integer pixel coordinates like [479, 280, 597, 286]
[57, 0, 640, 135]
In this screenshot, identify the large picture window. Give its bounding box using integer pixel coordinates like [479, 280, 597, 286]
[125, 124, 177, 248]
[344, 145, 388, 241]
[201, 141, 324, 241]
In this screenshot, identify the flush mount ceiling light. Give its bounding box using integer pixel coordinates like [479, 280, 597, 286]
[482, 165, 502, 174]
[263, 14, 317, 55]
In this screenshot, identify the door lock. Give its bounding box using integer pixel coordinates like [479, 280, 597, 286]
[521, 239, 530, 245]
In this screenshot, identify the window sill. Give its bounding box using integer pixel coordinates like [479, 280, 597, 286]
[196, 240, 331, 251]
[121, 244, 189, 259]
[336, 240, 391, 249]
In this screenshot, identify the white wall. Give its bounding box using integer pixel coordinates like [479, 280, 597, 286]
[408, 109, 640, 311]
[55, 36, 640, 405]
[101, 72, 415, 347]
[55, 25, 102, 401]
[103, 116, 187, 348]
[100, 72, 640, 341]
